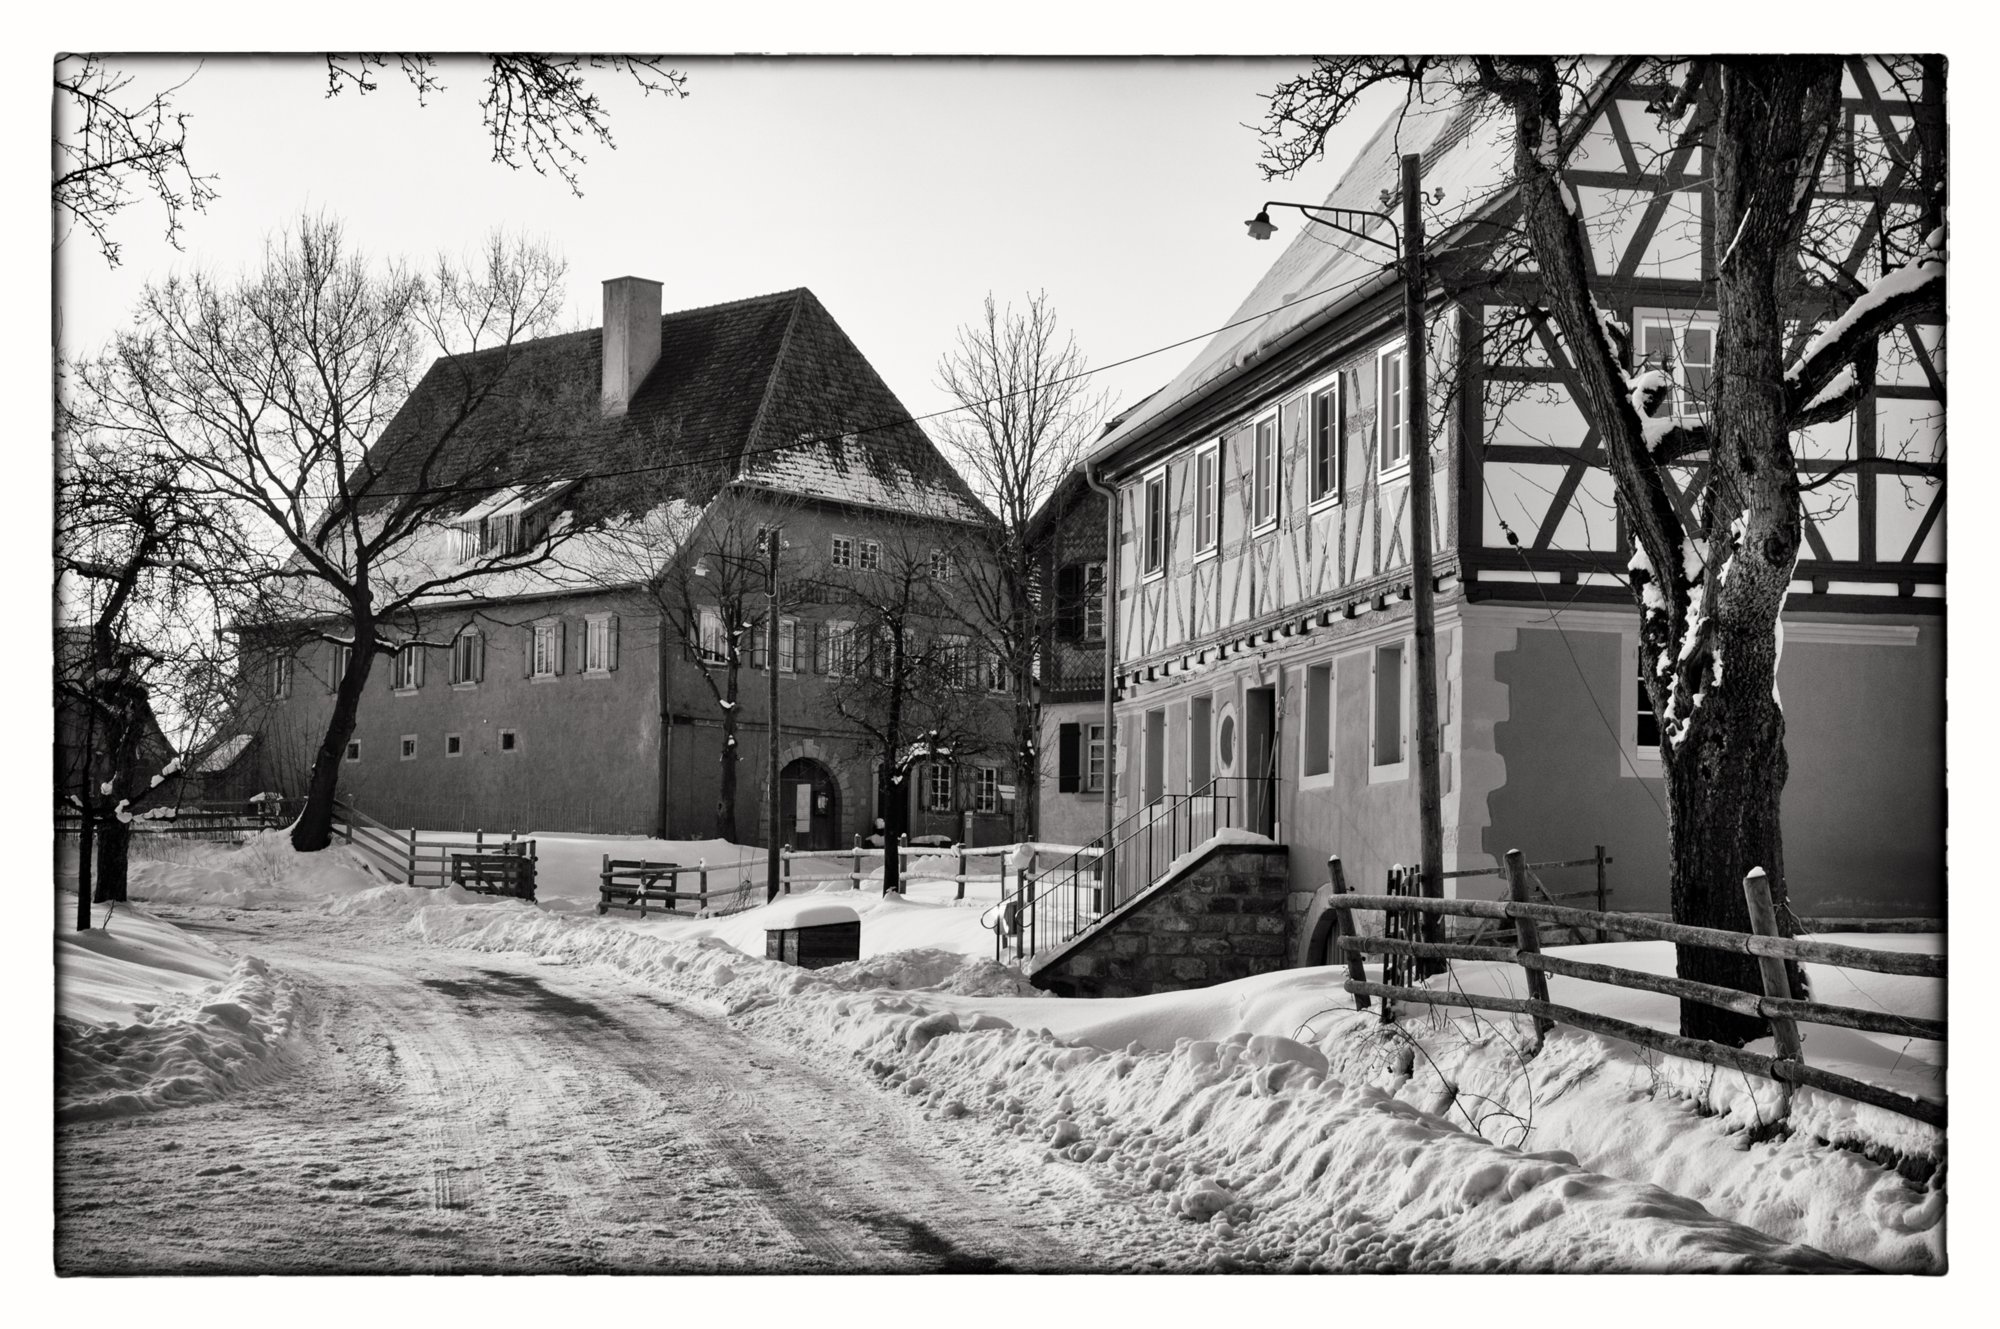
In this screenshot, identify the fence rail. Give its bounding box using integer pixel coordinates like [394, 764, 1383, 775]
[1327, 852, 1945, 1130]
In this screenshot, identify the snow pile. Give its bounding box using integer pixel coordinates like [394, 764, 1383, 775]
[401, 890, 1933, 1270]
[126, 831, 383, 909]
[57, 896, 304, 1123]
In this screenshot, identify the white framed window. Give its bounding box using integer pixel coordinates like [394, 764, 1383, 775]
[778, 617, 798, 674]
[329, 643, 351, 692]
[1082, 562, 1106, 641]
[1252, 412, 1280, 530]
[392, 643, 424, 692]
[1378, 342, 1410, 475]
[859, 539, 882, 572]
[1302, 660, 1334, 780]
[984, 651, 1012, 694]
[584, 613, 619, 673]
[824, 620, 856, 677]
[974, 767, 999, 814]
[1620, 632, 1667, 779]
[344, 740, 360, 763]
[929, 549, 956, 581]
[531, 620, 563, 678]
[1084, 723, 1107, 793]
[925, 762, 955, 813]
[697, 609, 726, 663]
[1370, 640, 1409, 780]
[399, 734, 418, 762]
[499, 728, 519, 754]
[1142, 468, 1168, 578]
[1308, 374, 1342, 506]
[1193, 441, 1220, 555]
[450, 630, 484, 686]
[445, 733, 463, 758]
[1634, 308, 1717, 423]
[269, 655, 293, 700]
[831, 535, 854, 569]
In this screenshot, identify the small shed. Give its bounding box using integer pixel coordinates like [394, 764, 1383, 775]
[763, 899, 862, 969]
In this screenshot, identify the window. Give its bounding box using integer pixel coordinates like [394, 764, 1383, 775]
[393, 643, 424, 691]
[1194, 443, 1220, 554]
[1378, 343, 1409, 473]
[400, 734, 418, 761]
[698, 609, 726, 663]
[1309, 377, 1342, 504]
[938, 634, 971, 689]
[1189, 695, 1213, 789]
[824, 620, 856, 677]
[831, 535, 854, 569]
[269, 655, 293, 700]
[929, 549, 955, 581]
[445, 733, 463, 758]
[858, 539, 882, 572]
[454, 522, 479, 563]
[473, 512, 522, 557]
[330, 643, 351, 692]
[1303, 661, 1334, 778]
[344, 740, 360, 763]
[1253, 413, 1280, 529]
[925, 763, 955, 813]
[450, 630, 484, 686]
[1636, 647, 1662, 752]
[584, 614, 619, 673]
[1085, 723, 1108, 792]
[984, 651, 1012, 694]
[499, 729, 518, 753]
[1143, 470, 1168, 576]
[974, 767, 998, 814]
[1372, 642, 1407, 772]
[1082, 562, 1105, 641]
[531, 621, 563, 677]
[1634, 310, 1717, 423]
[778, 617, 797, 674]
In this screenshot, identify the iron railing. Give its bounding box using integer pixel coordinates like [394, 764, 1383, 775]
[997, 776, 1277, 967]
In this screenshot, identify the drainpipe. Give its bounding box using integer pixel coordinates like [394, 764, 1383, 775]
[1083, 461, 1119, 860]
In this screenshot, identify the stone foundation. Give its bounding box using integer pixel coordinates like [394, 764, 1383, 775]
[1027, 843, 1299, 998]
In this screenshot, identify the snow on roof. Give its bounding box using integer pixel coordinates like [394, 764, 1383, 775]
[1087, 87, 1544, 466]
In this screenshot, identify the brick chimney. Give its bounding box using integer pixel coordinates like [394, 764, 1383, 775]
[600, 276, 663, 417]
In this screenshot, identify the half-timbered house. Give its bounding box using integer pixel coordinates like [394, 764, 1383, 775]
[1080, 60, 1942, 952]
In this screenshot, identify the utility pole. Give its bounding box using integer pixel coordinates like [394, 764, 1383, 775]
[1401, 152, 1446, 909]
[765, 527, 782, 903]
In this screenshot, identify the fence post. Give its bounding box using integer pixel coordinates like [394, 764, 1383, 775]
[1506, 849, 1554, 1050]
[1023, 869, 1035, 959]
[1379, 866, 1400, 1025]
[698, 859, 708, 912]
[476, 827, 484, 852]
[407, 829, 417, 887]
[956, 843, 967, 901]
[1594, 844, 1608, 943]
[898, 833, 909, 895]
[600, 852, 609, 910]
[1742, 867, 1804, 1119]
[853, 835, 863, 890]
[1327, 857, 1369, 1010]
[782, 842, 792, 895]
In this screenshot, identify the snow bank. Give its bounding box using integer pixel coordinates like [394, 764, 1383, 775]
[57, 895, 304, 1123]
[125, 831, 383, 909]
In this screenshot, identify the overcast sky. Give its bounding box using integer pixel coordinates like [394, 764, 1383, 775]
[56, 55, 1396, 435]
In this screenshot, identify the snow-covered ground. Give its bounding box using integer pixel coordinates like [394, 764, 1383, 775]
[66, 830, 1945, 1271]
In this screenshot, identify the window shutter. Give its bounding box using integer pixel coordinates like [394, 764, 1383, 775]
[1056, 565, 1082, 639]
[556, 620, 567, 675]
[750, 617, 766, 670]
[1057, 723, 1081, 792]
[473, 633, 485, 683]
[524, 627, 534, 678]
[608, 615, 620, 671]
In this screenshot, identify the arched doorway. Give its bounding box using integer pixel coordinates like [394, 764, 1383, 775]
[779, 758, 841, 850]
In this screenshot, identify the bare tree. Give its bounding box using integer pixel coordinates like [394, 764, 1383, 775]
[826, 524, 1007, 894]
[933, 292, 1109, 842]
[1261, 57, 1944, 1043]
[53, 56, 219, 267]
[55, 55, 688, 267]
[70, 216, 602, 852]
[55, 429, 253, 927]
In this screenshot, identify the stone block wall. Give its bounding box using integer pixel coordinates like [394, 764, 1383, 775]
[1027, 844, 1298, 998]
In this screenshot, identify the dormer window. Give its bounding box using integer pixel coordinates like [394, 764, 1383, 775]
[1634, 309, 1717, 422]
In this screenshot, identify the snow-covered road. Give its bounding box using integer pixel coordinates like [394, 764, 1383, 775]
[56, 910, 1167, 1273]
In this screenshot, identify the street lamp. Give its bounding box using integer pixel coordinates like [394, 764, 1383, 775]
[1243, 162, 1447, 919]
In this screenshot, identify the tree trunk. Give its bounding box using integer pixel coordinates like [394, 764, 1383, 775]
[292, 622, 375, 852]
[715, 665, 741, 842]
[94, 818, 131, 904]
[880, 761, 906, 896]
[75, 807, 97, 930]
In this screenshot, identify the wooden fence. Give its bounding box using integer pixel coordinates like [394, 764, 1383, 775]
[56, 800, 300, 845]
[1326, 850, 1945, 1130]
[333, 801, 535, 891]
